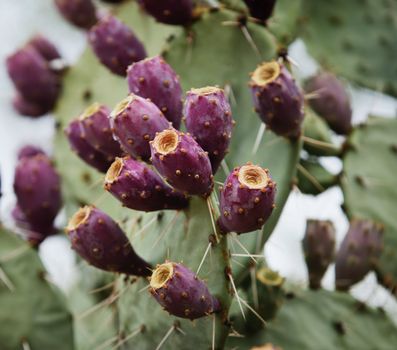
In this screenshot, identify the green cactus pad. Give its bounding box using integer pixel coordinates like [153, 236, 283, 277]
[268, 0, 303, 45]
[0, 228, 74, 350]
[301, 0, 397, 97]
[302, 108, 341, 157]
[297, 158, 338, 195]
[68, 281, 117, 350]
[54, 0, 179, 217]
[228, 289, 397, 349]
[341, 116, 397, 292]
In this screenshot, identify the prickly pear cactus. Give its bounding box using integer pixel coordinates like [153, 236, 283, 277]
[0, 227, 73, 350]
[54, 2, 301, 349]
[341, 116, 397, 292]
[6, 0, 397, 350]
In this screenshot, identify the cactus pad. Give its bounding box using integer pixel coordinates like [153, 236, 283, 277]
[301, 0, 397, 97]
[0, 228, 73, 350]
[228, 289, 397, 349]
[341, 116, 397, 292]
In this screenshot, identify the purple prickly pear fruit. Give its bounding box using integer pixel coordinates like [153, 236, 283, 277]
[104, 157, 189, 211]
[54, 0, 97, 29]
[17, 145, 45, 160]
[302, 219, 336, 289]
[13, 154, 62, 238]
[12, 94, 50, 117]
[217, 163, 276, 234]
[249, 60, 304, 138]
[6, 47, 61, 112]
[243, 0, 277, 22]
[138, 0, 194, 26]
[66, 206, 151, 276]
[184, 86, 234, 173]
[65, 119, 113, 173]
[150, 129, 214, 196]
[89, 15, 146, 76]
[149, 261, 221, 320]
[12, 205, 31, 231]
[110, 94, 170, 161]
[305, 72, 352, 135]
[127, 56, 183, 128]
[27, 35, 61, 62]
[79, 102, 124, 159]
[335, 219, 384, 291]
[12, 205, 51, 246]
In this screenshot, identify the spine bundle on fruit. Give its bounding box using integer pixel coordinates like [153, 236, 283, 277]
[127, 56, 183, 128]
[89, 15, 146, 76]
[110, 94, 170, 160]
[335, 219, 384, 291]
[150, 128, 214, 196]
[66, 206, 151, 276]
[104, 156, 188, 211]
[55, 0, 98, 29]
[138, 0, 194, 26]
[149, 261, 220, 319]
[249, 60, 304, 138]
[217, 163, 276, 234]
[302, 219, 336, 289]
[305, 72, 352, 135]
[184, 86, 234, 173]
[13, 153, 62, 245]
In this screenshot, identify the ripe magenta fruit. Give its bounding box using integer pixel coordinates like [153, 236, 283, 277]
[305, 72, 352, 135]
[335, 219, 384, 291]
[217, 163, 276, 234]
[66, 206, 151, 276]
[27, 35, 62, 62]
[111, 94, 170, 161]
[243, 0, 277, 22]
[7, 46, 61, 115]
[138, 0, 194, 26]
[13, 154, 62, 241]
[79, 102, 123, 159]
[17, 145, 45, 160]
[89, 15, 146, 76]
[65, 119, 113, 173]
[250, 60, 304, 138]
[184, 86, 234, 173]
[55, 0, 97, 29]
[149, 261, 220, 319]
[150, 129, 214, 196]
[104, 157, 188, 211]
[127, 56, 183, 128]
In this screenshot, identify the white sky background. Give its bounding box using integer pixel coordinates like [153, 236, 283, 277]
[0, 0, 397, 323]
